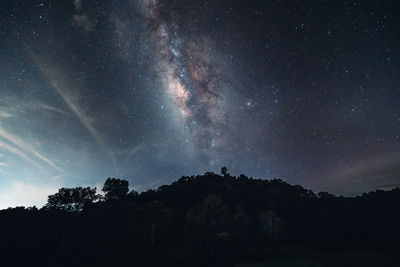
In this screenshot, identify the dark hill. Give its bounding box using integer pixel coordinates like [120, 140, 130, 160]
[1, 171, 400, 266]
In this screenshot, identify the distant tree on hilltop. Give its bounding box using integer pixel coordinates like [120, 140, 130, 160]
[102, 177, 129, 200]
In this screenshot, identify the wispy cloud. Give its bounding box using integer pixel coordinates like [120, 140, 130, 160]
[26, 48, 118, 173]
[37, 103, 65, 114]
[0, 95, 65, 116]
[28, 51, 103, 147]
[0, 110, 12, 118]
[0, 141, 43, 170]
[0, 155, 6, 173]
[309, 152, 400, 195]
[0, 126, 63, 172]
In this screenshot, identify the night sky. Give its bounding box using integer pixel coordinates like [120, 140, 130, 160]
[0, 0, 399, 208]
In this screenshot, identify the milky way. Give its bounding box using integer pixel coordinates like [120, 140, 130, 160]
[0, 0, 399, 207]
[139, 0, 231, 161]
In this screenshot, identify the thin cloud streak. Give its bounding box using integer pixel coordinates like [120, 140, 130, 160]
[0, 126, 63, 172]
[0, 141, 43, 170]
[27, 48, 118, 173]
[0, 110, 12, 118]
[307, 152, 400, 195]
[37, 103, 65, 114]
[0, 94, 65, 116]
[26, 49, 102, 144]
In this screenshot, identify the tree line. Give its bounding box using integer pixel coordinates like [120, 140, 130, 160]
[1, 168, 399, 266]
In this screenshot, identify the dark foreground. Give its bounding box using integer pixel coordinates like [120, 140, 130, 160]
[236, 241, 400, 267]
[1, 171, 399, 266]
[238, 251, 400, 267]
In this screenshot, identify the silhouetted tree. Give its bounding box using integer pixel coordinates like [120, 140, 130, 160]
[102, 177, 129, 200]
[221, 166, 228, 176]
[46, 187, 99, 212]
[318, 191, 335, 199]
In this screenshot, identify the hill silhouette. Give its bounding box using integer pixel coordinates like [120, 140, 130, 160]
[1, 168, 400, 266]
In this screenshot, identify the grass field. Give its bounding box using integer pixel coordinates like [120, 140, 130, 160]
[236, 250, 400, 267]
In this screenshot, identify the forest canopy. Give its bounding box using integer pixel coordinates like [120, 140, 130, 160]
[1, 168, 400, 266]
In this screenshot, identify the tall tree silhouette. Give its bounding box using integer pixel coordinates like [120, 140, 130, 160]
[102, 177, 129, 200]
